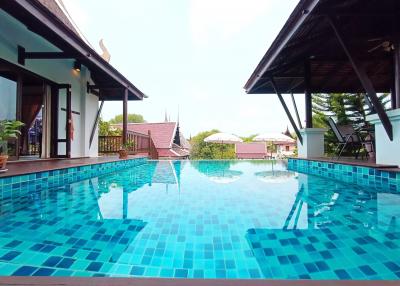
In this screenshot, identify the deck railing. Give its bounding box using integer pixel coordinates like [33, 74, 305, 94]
[99, 131, 158, 159]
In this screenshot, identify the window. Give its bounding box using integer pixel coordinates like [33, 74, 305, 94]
[0, 75, 17, 120]
[285, 145, 290, 151]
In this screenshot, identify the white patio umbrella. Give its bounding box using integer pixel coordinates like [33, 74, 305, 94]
[204, 132, 243, 158]
[253, 133, 295, 158]
[254, 133, 295, 143]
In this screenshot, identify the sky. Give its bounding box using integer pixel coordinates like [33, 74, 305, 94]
[63, 0, 303, 138]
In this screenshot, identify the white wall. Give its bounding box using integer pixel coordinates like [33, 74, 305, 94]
[367, 109, 400, 167]
[0, 10, 99, 157]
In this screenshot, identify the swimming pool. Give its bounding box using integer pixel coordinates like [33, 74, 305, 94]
[0, 159, 399, 279]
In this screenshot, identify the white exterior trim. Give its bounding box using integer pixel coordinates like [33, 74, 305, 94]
[367, 109, 400, 167]
[297, 128, 327, 159]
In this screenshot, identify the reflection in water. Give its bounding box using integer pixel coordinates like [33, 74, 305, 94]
[0, 160, 399, 279]
[98, 161, 185, 218]
[208, 170, 243, 184]
[246, 172, 400, 279]
[0, 179, 147, 264]
[254, 170, 295, 184]
[191, 160, 243, 184]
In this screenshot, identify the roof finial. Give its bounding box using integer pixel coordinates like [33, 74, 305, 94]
[164, 110, 168, 122]
[284, 126, 292, 138]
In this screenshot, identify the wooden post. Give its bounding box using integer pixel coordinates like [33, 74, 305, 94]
[122, 88, 128, 145]
[393, 41, 400, 109]
[291, 93, 303, 129]
[66, 86, 72, 158]
[270, 77, 303, 144]
[304, 61, 313, 128]
[328, 16, 393, 141]
[89, 100, 104, 148]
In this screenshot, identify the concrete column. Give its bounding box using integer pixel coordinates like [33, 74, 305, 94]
[367, 109, 400, 167]
[297, 128, 327, 159]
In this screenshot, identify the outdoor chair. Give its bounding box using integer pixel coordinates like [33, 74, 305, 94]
[328, 117, 364, 160]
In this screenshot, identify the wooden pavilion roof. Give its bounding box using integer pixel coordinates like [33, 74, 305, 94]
[244, 0, 400, 94]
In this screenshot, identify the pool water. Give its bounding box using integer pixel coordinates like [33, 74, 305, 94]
[0, 160, 399, 279]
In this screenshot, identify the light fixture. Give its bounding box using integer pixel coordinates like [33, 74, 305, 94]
[73, 61, 81, 72]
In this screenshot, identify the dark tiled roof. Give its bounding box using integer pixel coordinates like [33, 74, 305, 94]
[36, 0, 80, 37]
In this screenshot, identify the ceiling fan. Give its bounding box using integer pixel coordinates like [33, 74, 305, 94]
[367, 39, 394, 53]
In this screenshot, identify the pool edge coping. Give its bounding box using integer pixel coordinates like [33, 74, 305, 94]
[1, 277, 399, 285]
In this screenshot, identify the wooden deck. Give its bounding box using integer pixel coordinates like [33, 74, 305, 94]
[0, 277, 399, 286]
[0, 155, 148, 178]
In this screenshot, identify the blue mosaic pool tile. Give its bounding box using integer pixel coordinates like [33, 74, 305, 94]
[13, 266, 38, 276]
[33, 268, 55, 276]
[288, 158, 400, 191]
[0, 158, 147, 201]
[1, 160, 400, 279]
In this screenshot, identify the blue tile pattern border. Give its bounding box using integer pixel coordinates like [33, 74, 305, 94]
[0, 158, 147, 201]
[288, 158, 400, 192]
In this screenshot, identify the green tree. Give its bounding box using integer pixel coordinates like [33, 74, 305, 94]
[312, 93, 390, 154]
[109, 114, 145, 124]
[99, 118, 121, 136]
[190, 130, 236, 159]
[240, 134, 258, 142]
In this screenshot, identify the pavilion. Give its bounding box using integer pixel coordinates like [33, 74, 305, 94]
[244, 0, 400, 167]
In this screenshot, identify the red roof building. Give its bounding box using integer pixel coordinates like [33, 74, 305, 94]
[235, 143, 267, 159]
[113, 122, 190, 159]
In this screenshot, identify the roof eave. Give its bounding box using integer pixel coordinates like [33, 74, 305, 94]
[4, 0, 145, 100]
[244, 0, 321, 94]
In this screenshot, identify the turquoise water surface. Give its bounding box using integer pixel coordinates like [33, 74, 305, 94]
[0, 160, 399, 279]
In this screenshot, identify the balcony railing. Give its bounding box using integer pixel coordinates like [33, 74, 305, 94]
[99, 131, 158, 159]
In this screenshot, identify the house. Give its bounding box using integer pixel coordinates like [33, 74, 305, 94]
[0, 0, 144, 160]
[235, 142, 266, 159]
[275, 129, 296, 158]
[112, 122, 190, 159]
[275, 142, 296, 158]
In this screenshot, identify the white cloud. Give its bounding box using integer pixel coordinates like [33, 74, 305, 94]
[190, 0, 271, 45]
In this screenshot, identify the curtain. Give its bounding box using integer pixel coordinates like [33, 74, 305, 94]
[21, 94, 42, 155]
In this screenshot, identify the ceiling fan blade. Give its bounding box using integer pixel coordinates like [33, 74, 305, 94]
[368, 43, 383, 53]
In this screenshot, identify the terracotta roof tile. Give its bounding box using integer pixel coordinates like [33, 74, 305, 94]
[114, 122, 177, 149]
[112, 122, 190, 158]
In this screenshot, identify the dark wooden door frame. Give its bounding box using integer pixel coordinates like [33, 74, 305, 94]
[51, 84, 72, 158]
[0, 58, 63, 160]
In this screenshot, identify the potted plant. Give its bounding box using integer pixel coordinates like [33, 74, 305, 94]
[0, 120, 24, 171]
[119, 140, 134, 159]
